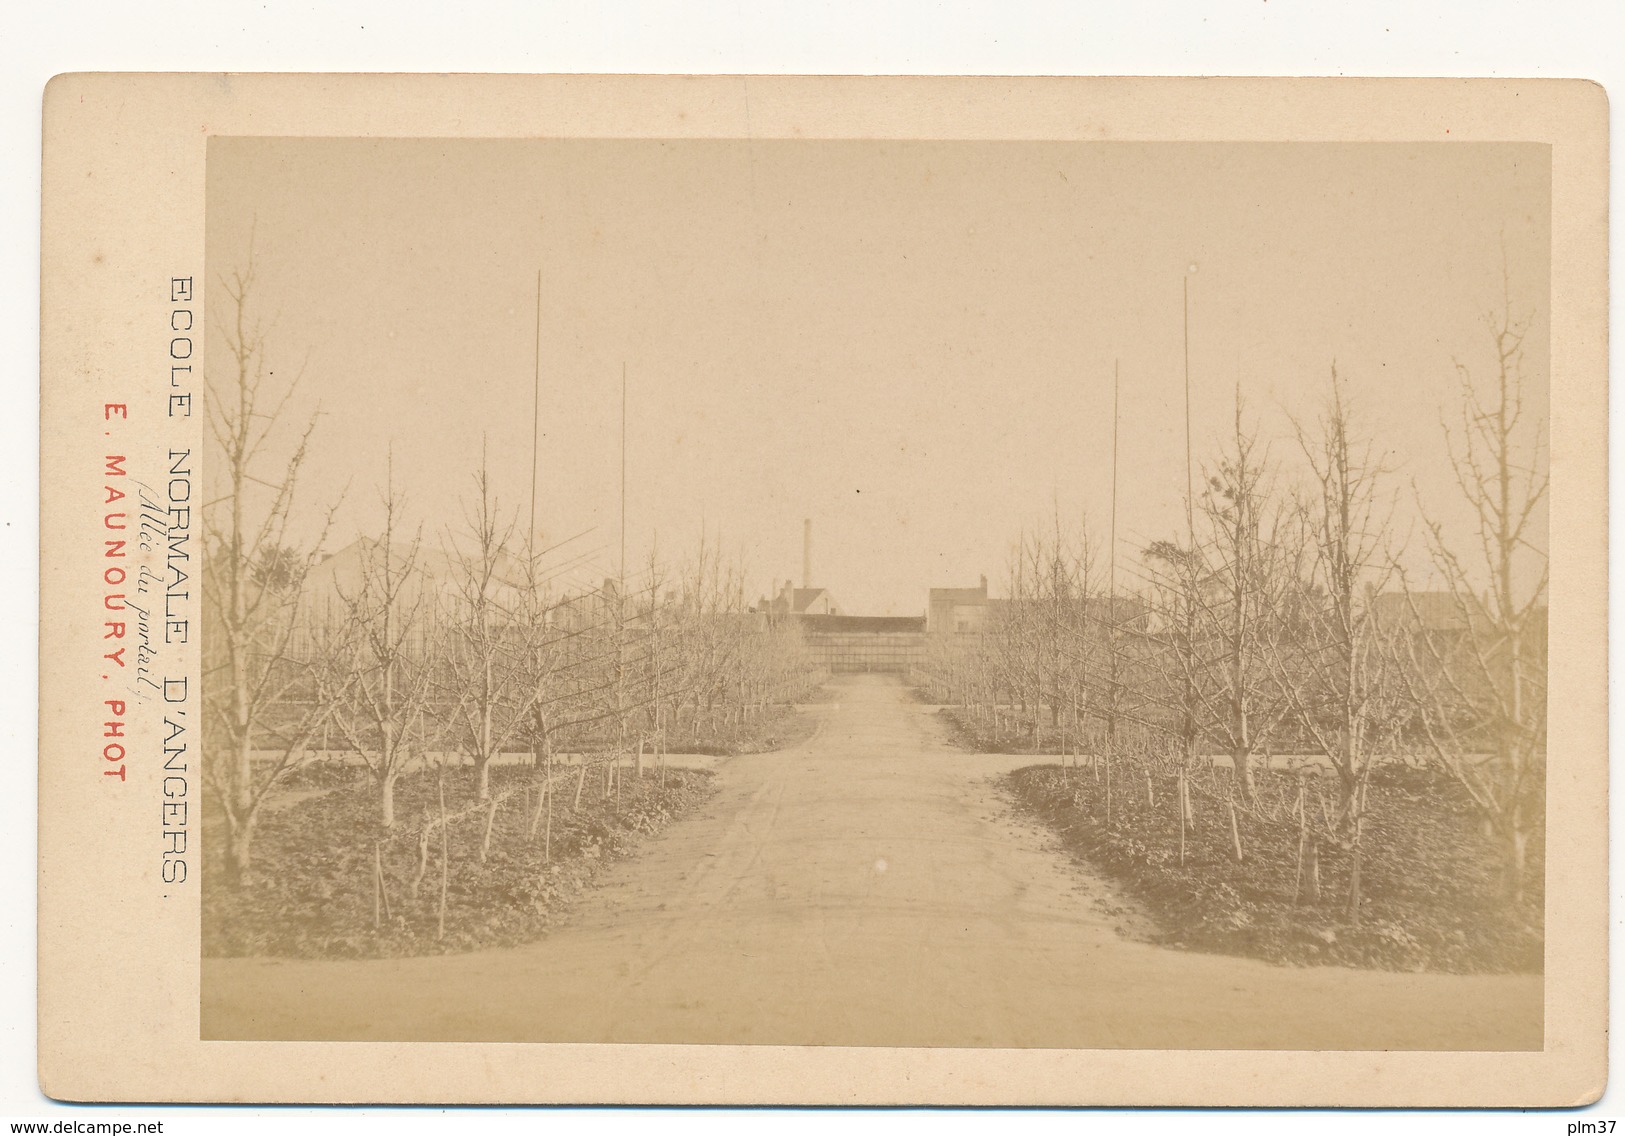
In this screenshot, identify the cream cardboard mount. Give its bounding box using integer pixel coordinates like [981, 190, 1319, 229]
[37, 73, 1607, 1106]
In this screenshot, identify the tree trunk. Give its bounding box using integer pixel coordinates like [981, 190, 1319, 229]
[477, 692, 494, 800]
[1503, 824, 1528, 904]
[1103, 738, 1112, 828]
[380, 772, 398, 828]
[436, 775, 449, 940]
[1346, 835, 1363, 925]
[1178, 763, 1188, 867]
[372, 842, 385, 928]
[1233, 744, 1256, 802]
[1303, 837, 1321, 902]
[480, 797, 498, 863]
[1228, 795, 1244, 863]
[220, 723, 257, 890]
[222, 815, 255, 889]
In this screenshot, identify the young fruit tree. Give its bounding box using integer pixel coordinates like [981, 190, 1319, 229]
[1402, 297, 1548, 905]
[1000, 539, 1052, 750]
[440, 460, 534, 800]
[1266, 367, 1409, 922]
[329, 465, 443, 828]
[201, 255, 350, 888]
[1189, 393, 1295, 809]
[1137, 534, 1207, 865]
[1042, 520, 1099, 765]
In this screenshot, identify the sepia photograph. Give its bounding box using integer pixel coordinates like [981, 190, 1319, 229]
[195, 135, 1551, 1050]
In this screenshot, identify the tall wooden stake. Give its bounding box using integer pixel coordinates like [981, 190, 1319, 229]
[616, 364, 628, 794]
[1293, 778, 1306, 903]
[1106, 359, 1119, 830]
[620, 363, 627, 581]
[1184, 271, 1194, 559]
[530, 267, 542, 544]
[437, 773, 449, 941]
[1180, 270, 1196, 867]
[1178, 762, 1187, 868]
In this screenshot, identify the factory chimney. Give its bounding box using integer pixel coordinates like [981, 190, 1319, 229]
[802, 518, 812, 589]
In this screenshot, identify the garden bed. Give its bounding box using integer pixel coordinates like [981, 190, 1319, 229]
[1004, 761, 1543, 974]
[203, 762, 717, 959]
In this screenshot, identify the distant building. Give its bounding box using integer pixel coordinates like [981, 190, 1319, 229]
[929, 576, 1144, 636]
[792, 587, 840, 616]
[927, 576, 993, 634]
[298, 538, 472, 625]
[751, 579, 932, 671]
[1370, 590, 1471, 632]
[1084, 594, 1150, 633]
[756, 579, 842, 617]
[1369, 588, 1547, 658]
[799, 614, 927, 673]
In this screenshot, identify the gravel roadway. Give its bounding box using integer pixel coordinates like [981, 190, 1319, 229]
[201, 674, 1541, 1048]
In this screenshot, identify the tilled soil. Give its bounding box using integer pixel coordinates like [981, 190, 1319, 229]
[202, 673, 1541, 1049]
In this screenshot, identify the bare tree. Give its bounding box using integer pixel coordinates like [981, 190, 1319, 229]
[441, 457, 533, 799]
[634, 545, 680, 778]
[511, 530, 583, 854]
[1046, 519, 1100, 765]
[999, 536, 1051, 750]
[329, 462, 441, 828]
[1190, 393, 1294, 805]
[1403, 293, 1548, 904]
[1138, 535, 1205, 864]
[1266, 367, 1408, 921]
[201, 252, 348, 888]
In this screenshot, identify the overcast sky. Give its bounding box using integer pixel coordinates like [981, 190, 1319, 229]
[207, 138, 1549, 615]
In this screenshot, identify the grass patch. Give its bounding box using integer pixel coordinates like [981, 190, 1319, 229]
[661, 700, 821, 755]
[934, 707, 1082, 754]
[1005, 761, 1543, 974]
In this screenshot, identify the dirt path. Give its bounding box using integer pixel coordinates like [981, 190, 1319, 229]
[202, 674, 1541, 1048]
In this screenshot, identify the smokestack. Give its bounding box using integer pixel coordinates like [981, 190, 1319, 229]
[803, 518, 812, 589]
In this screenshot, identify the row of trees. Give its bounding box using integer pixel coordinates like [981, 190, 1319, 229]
[201, 264, 822, 889]
[918, 312, 1547, 916]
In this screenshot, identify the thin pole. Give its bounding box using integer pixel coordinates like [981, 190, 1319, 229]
[1107, 358, 1119, 828]
[620, 363, 627, 581]
[1183, 272, 1194, 542]
[1111, 359, 1120, 600]
[436, 773, 449, 941]
[1180, 272, 1195, 868]
[617, 363, 628, 770]
[530, 268, 542, 544]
